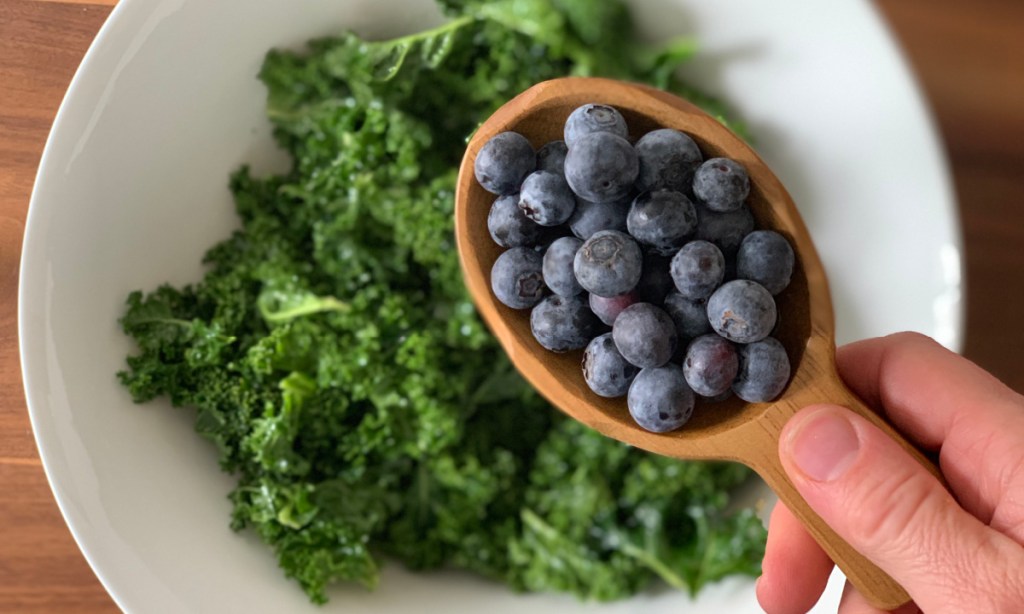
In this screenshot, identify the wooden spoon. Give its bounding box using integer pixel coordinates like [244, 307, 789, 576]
[455, 77, 939, 610]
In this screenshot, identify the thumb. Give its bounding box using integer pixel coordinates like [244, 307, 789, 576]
[779, 404, 1024, 613]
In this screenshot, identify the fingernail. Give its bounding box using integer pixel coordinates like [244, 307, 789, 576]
[787, 408, 860, 482]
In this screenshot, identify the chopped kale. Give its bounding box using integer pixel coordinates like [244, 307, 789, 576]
[119, 0, 763, 604]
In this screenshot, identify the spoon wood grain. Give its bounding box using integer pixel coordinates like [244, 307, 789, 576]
[455, 77, 940, 610]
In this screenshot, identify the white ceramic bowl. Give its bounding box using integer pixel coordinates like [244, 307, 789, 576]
[20, 0, 961, 612]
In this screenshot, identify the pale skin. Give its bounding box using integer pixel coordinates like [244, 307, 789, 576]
[756, 332, 1024, 613]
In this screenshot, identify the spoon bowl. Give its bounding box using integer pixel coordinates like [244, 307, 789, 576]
[455, 77, 936, 610]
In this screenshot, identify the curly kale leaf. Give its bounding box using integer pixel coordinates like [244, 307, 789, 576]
[118, 0, 763, 604]
[508, 420, 764, 599]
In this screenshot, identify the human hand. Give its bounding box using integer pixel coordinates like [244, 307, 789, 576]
[756, 332, 1024, 613]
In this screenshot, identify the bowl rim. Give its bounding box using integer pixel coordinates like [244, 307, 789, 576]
[16, 0, 966, 611]
[19, 0, 137, 609]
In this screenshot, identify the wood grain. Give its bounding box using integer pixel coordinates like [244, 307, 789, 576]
[0, 1, 118, 612]
[0, 0, 1021, 612]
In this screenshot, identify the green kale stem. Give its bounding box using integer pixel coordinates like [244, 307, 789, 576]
[384, 14, 474, 51]
[520, 508, 598, 572]
[259, 295, 350, 323]
[523, 508, 692, 593]
[618, 539, 690, 593]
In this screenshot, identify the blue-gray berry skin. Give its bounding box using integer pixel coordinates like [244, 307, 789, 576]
[582, 333, 640, 398]
[707, 279, 777, 343]
[519, 171, 576, 226]
[636, 251, 674, 304]
[627, 365, 695, 433]
[563, 103, 629, 147]
[736, 230, 795, 295]
[573, 230, 643, 297]
[491, 247, 546, 309]
[612, 303, 677, 368]
[564, 132, 639, 203]
[536, 140, 569, 175]
[568, 196, 629, 240]
[530, 294, 601, 353]
[543, 237, 584, 297]
[635, 129, 703, 193]
[589, 291, 638, 326]
[663, 291, 712, 341]
[670, 240, 725, 300]
[683, 334, 739, 397]
[626, 190, 698, 256]
[696, 203, 754, 257]
[733, 337, 791, 402]
[475, 132, 535, 195]
[487, 194, 544, 248]
[693, 158, 750, 212]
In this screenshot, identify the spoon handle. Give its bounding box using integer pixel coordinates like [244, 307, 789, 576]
[740, 360, 943, 610]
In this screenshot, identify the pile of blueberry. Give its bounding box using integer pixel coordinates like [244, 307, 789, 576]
[476, 103, 794, 433]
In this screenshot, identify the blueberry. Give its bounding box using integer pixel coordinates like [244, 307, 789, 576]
[736, 230, 795, 295]
[732, 337, 791, 402]
[519, 171, 576, 226]
[706, 280, 777, 343]
[536, 140, 569, 175]
[626, 190, 698, 256]
[543, 237, 584, 297]
[564, 132, 639, 203]
[663, 291, 712, 341]
[582, 333, 640, 398]
[635, 251, 674, 304]
[589, 291, 639, 326]
[693, 158, 750, 212]
[487, 194, 544, 248]
[635, 129, 703, 193]
[568, 196, 629, 240]
[491, 247, 546, 310]
[627, 365, 695, 433]
[682, 334, 739, 397]
[574, 230, 643, 297]
[475, 132, 535, 195]
[612, 303, 677, 368]
[695, 203, 754, 257]
[670, 240, 725, 300]
[530, 294, 601, 352]
[564, 103, 629, 147]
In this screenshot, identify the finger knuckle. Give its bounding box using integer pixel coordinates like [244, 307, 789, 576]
[915, 524, 1024, 612]
[848, 465, 944, 554]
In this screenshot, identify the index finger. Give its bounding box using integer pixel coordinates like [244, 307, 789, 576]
[836, 332, 1023, 448]
[836, 331, 1024, 526]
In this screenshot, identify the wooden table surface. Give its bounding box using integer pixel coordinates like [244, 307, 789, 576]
[2, 0, 1022, 611]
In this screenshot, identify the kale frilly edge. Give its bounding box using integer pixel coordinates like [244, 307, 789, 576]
[118, 0, 763, 604]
